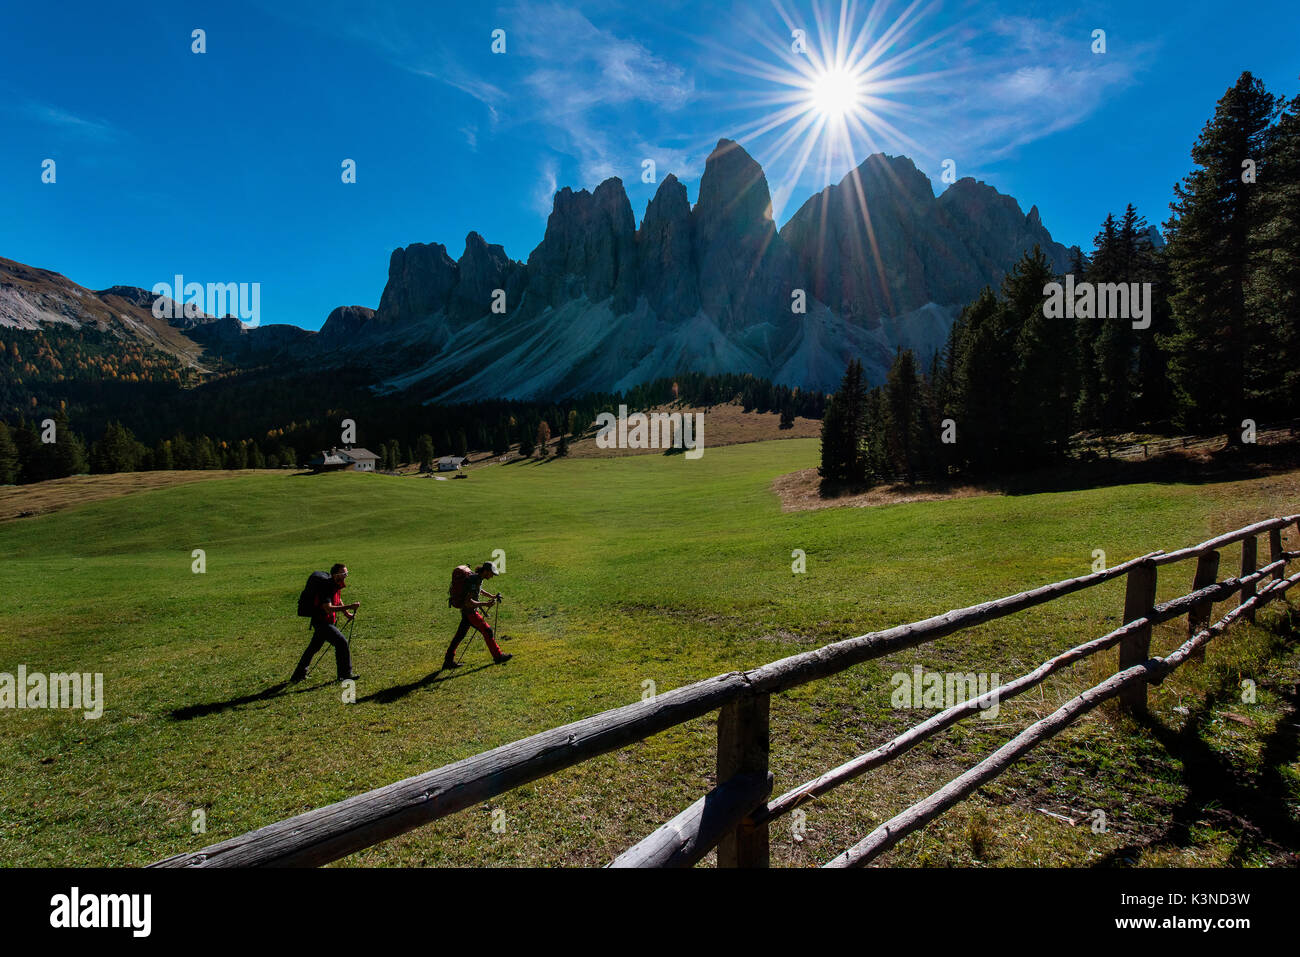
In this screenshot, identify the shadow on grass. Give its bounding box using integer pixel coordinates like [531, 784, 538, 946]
[1091, 609, 1300, 867]
[358, 661, 494, 704]
[818, 439, 1300, 502]
[169, 678, 333, 720]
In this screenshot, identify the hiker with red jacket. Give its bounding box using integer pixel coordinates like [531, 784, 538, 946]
[290, 563, 361, 682]
[443, 562, 512, 668]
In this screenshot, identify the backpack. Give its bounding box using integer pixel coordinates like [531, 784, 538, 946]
[448, 565, 474, 609]
[297, 571, 333, 617]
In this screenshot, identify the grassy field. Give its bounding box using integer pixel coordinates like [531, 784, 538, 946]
[1, 438, 1298, 867]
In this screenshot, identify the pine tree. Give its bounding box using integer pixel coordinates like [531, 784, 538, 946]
[556, 431, 570, 457]
[1007, 246, 1074, 465]
[1075, 216, 1114, 429]
[1163, 71, 1278, 436]
[818, 359, 869, 486]
[1246, 90, 1300, 417]
[0, 422, 18, 485]
[52, 410, 88, 477]
[536, 420, 551, 457]
[194, 436, 218, 469]
[883, 349, 923, 483]
[91, 421, 141, 473]
[417, 434, 435, 471]
[950, 287, 1005, 473]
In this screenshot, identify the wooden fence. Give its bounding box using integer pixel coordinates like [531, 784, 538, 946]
[154, 514, 1300, 868]
[1076, 421, 1298, 462]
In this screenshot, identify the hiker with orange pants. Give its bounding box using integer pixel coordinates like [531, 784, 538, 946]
[443, 561, 512, 668]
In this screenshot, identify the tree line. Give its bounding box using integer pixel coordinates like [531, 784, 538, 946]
[0, 370, 819, 484]
[821, 71, 1300, 489]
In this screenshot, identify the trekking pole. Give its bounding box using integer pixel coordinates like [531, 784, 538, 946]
[455, 624, 473, 665]
[347, 611, 359, 668]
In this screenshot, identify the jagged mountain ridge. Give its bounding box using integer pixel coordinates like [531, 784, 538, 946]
[354, 139, 1074, 399]
[2, 139, 1080, 400]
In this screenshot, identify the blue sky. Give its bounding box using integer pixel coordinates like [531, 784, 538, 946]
[2, 0, 1297, 330]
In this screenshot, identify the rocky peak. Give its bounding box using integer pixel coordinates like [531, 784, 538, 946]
[376, 242, 459, 324]
[318, 304, 376, 344]
[637, 174, 698, 322]
[525, 177, 637, 313]
[694, 139, 777, 236]
[450, 232, 524, 320]
[938, 178, 1071, 277]
[692, 139, 797, 332]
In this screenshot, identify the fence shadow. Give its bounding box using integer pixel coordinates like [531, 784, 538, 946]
[1092, 615, 1300, 867]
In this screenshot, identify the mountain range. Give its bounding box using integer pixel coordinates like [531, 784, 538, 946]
[1, 139, 1080, 401]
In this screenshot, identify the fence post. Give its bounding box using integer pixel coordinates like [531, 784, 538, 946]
[1188, 550, 1221, 662]
[717, 693, 770, 867]
[1119, 560, 1158, 715]
[1270, 528, 1284, 581]
[1240, 536, 1258, 623]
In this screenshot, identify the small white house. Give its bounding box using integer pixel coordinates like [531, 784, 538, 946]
[308, 447, 379, 472]
[437, 456, 466, 472]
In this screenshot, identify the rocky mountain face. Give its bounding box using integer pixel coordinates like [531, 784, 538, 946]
[2, 138, 1083, 402]
[0, 258, 210, 367]
[355, 139, 1077, 399]
[780, 154, 1072, 327]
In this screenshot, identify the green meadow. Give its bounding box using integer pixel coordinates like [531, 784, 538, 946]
[1, 438, 1297, 867]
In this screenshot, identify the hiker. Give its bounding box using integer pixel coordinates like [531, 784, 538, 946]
[443, 562, 512, 668]
[291, 563, 360, 682]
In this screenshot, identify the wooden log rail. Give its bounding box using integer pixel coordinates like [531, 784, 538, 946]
[755, 555, 1295, 829]
[824, 569, 1300, 868]
[152, 515, 1299, 868]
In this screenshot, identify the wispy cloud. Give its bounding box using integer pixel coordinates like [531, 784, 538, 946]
[23, 101, 121, 141]
[931, 14, 1155, 164]
[333, 0, 697, 190]
[532, 157, 559, 216]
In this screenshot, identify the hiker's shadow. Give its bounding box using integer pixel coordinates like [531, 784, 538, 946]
[169, 680, 331, 721]
[359, 663, 493, 705]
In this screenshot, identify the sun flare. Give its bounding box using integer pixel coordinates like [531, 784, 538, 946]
[710, 0, 957, 216]
[809, 67, 862, 120]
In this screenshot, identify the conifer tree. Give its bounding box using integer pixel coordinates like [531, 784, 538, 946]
[1163, 71, 1278, 436]
[818, 359, 868, 486]
[1246, 90, 1300, 416]
[0, 423, 18, 485]
[883, 349, 923, 483]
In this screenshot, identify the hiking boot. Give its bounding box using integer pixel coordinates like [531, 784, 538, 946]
[339, 672, 360, 682]
[442, 656, 460, 670]
[289, 672, 306, 684]
[493, 653, 513, 665]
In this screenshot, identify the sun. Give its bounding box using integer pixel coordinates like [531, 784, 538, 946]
[706, 0, 959, 214]
[809, 67, 862, 120]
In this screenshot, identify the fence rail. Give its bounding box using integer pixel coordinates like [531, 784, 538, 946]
[154, 514, 1300, 868]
